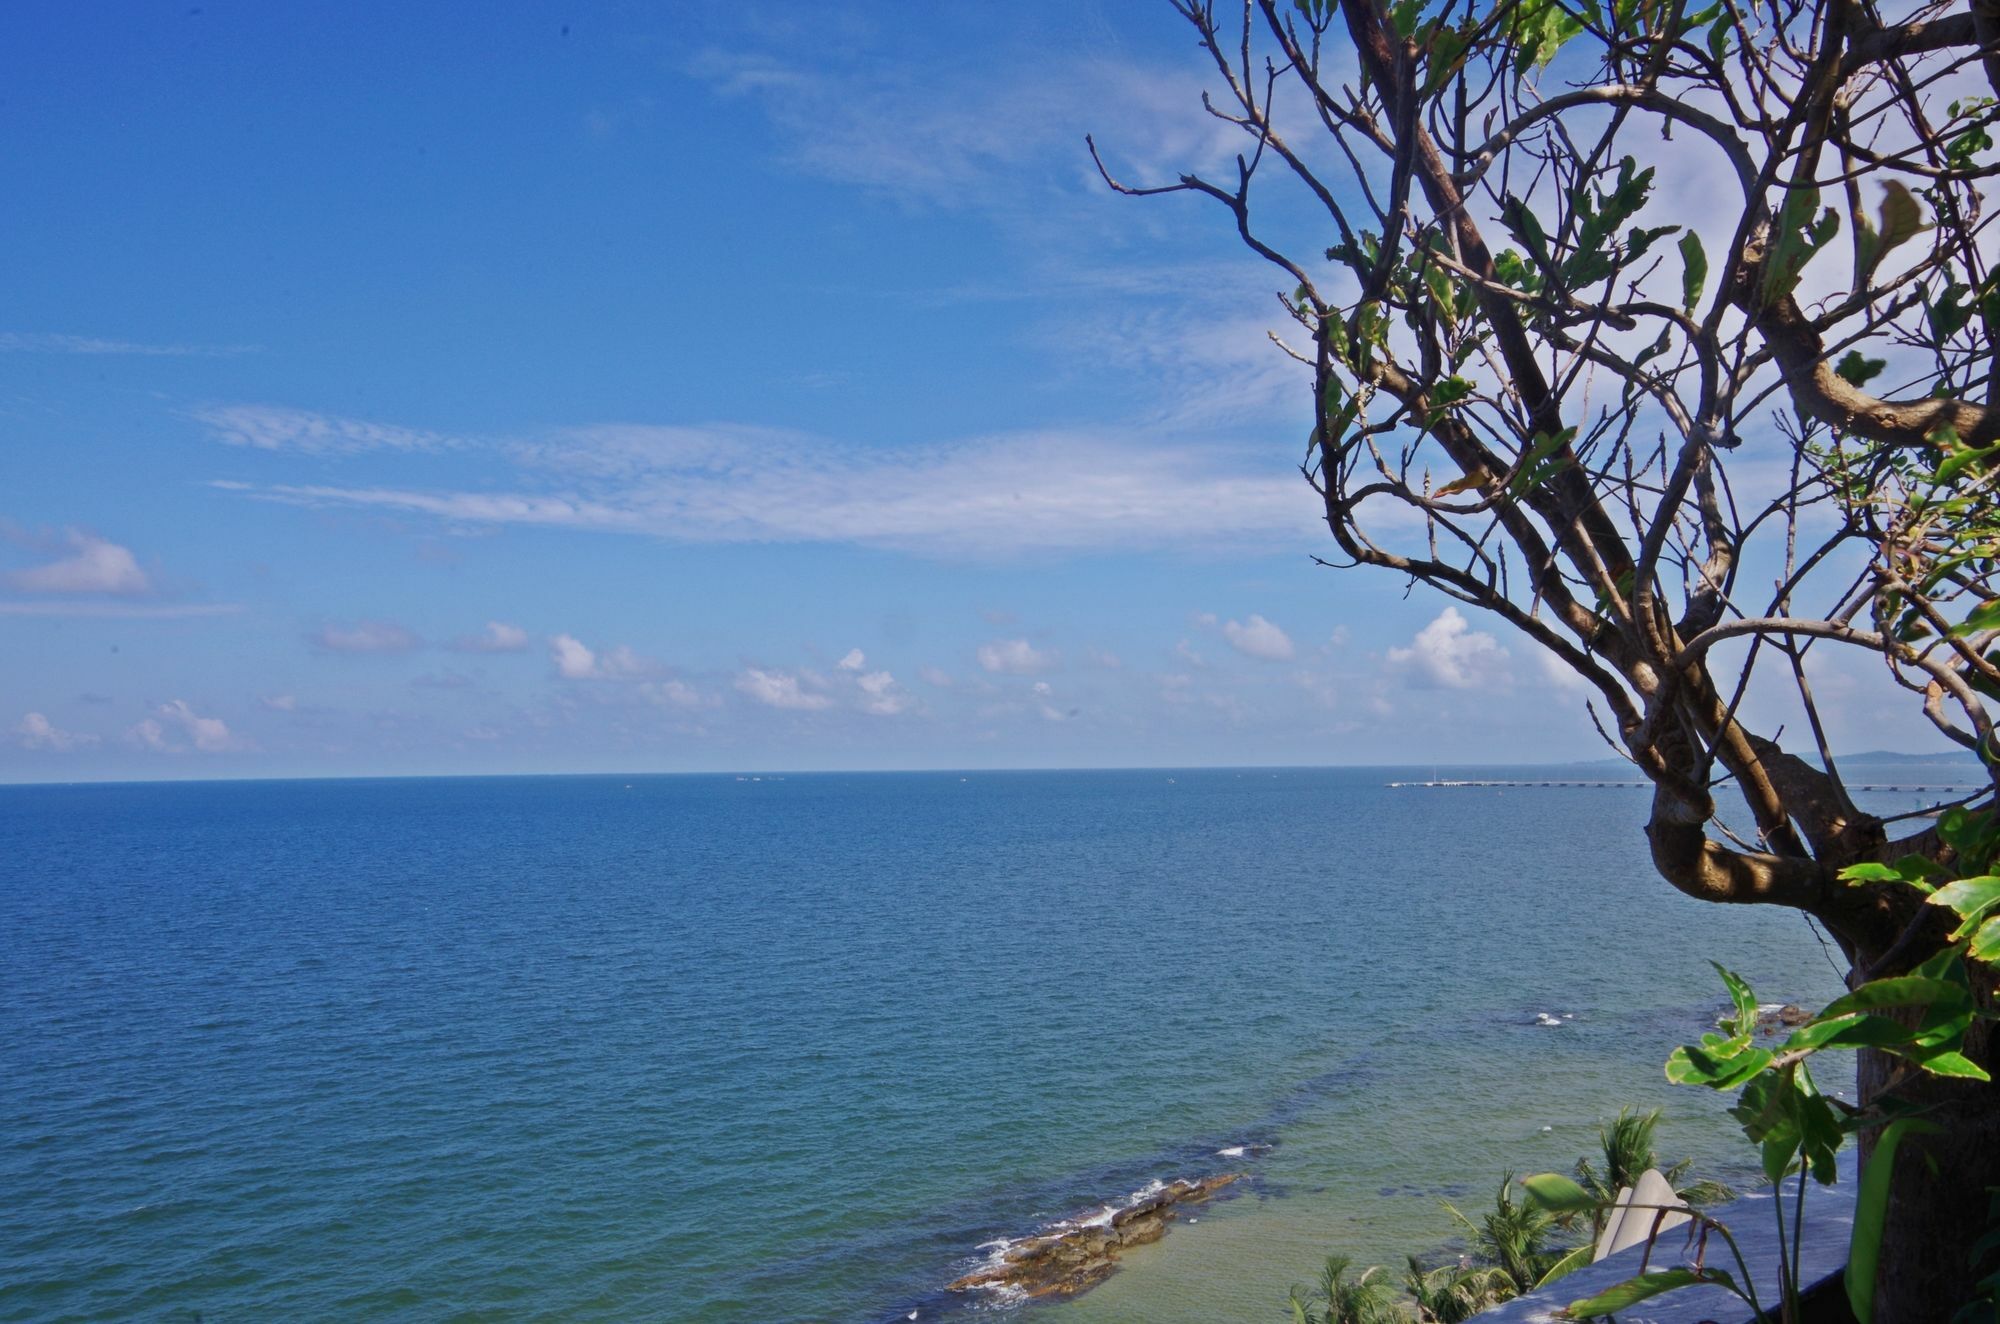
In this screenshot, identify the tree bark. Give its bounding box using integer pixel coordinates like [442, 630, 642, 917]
[1856, 1018, 2000, 1321]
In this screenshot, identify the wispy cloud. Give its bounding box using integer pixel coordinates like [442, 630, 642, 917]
[197, 403, 456, 454]
[450, 621, 531, 653]
[0, 601, 243, 619]
[686, 45, 1240, 211]
[0, 330, 256, 356]
[310, 620, 421, 654]
[5, 529, 153, 596]
[212, 418, 1318, 556]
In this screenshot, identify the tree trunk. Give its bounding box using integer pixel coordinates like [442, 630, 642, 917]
[1855, 1027, 2000, 1320]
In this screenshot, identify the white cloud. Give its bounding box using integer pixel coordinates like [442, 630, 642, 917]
[0, 602, 241, 619]
[837, 648, 867, 671]
[640, 679, 705, 709]
[550, 633, 598, 680]
[214, 423, 1320, 556]
[978, 638, 1054, 675]
[549, 634, 656, 681]
[1031, 680, 1069, 721]
[126, 717, 170, 752]
[15, 712, 97, 751]
[260, 694, 298, 712]
[0, 330, 254, 356]
[1221, 613, 1295, 662]
[6, 530, 152, 596]
[919, 665, 954, 688]
[311, 620, 419, 654]
[854, 668, 914, 716]
[196, 404, 452, 454]
[735, 668, 833, 711]
[451, 621, 530, 653]
[126, 699, 240, 753]
[1387, 607, 1510, 690]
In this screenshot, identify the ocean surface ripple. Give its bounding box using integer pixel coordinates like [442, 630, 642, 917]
[0, 768, 1863, 1321]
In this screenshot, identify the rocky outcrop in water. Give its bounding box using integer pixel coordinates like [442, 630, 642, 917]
[945, 1173, 1243, 1300]
[1757, 1003, 1812, 1035]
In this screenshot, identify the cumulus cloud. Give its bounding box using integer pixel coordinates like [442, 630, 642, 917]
[15, 712, 97, 751]
[1387, 607, 1510, 690]
[854, 669, 914, 716]
[126, 699, 240, 753]
[1221, 613, 1295, 662]
[919, 666, 954, 688]
[126, 718, 171, 752]
[836, 648, 866, 671]
[310, 620, 420, 654]
[550, 634, 598, 680]
[450, 621, 530, 653]
[735, 668, 833, 710]
[549, 633, 656, 681]
[6, 529, 152, 596]
[978, 638, 1054, 675]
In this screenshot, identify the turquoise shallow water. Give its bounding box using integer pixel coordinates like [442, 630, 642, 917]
[0, 768, 1871, 1321]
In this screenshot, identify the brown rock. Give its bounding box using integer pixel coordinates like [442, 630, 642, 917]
[945, 1173, 1243, 1299]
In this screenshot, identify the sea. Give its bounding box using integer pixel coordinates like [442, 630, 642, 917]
[3, 763, 1946, 1323]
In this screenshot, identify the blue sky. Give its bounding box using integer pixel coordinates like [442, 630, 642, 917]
[0, 2, 1934, 780]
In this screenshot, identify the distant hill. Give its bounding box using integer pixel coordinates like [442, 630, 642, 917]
[1837, 749, 1983, 765]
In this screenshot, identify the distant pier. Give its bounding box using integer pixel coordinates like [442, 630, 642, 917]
[1386, 779, 1980, 792]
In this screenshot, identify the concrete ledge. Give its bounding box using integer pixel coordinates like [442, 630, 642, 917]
[1475, 1155, 1856, 1323]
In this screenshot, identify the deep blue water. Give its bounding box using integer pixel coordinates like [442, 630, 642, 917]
[0, 769, 1866, 1321]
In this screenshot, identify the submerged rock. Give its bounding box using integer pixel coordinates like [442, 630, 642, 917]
[945, 1173, 1242, 1299]
[1755, 1003, 1812, 1036]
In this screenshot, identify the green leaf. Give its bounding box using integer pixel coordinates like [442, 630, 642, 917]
[1428, 375, 1475, 408]
[1567, 1269, 1711, 1316]
[1849, 1118, 1944, 1323]
[1522, 1172, 1596, 1213]
[1501, 196, 1551, 266]
[1932, 282, 1974, 340]
[1933, 442, 2000, 486]
[1762, 186, 1839, 304]
[1836, 350, 1888, 387]
[1929, 876, 2000, 937]
[1668, 1040, 1773, 1089]
[1875, 181, 1926, 262]
[1678, 231, 1707, 311]
[1507, 427, 1577, 497]
[1715, 961, 1758, 1032]
[1536, 1240, 1593, 1288]
[1816, 975, 1965, 1020]
[1970, 915, 2000, 964]
[1781, 1012, 1915, 1052]
[1951, 600, 2000, 638]
[1894, 1048, 1990, 1080]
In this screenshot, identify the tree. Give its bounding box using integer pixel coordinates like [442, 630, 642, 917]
[1092, 0, 2000, 1315]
